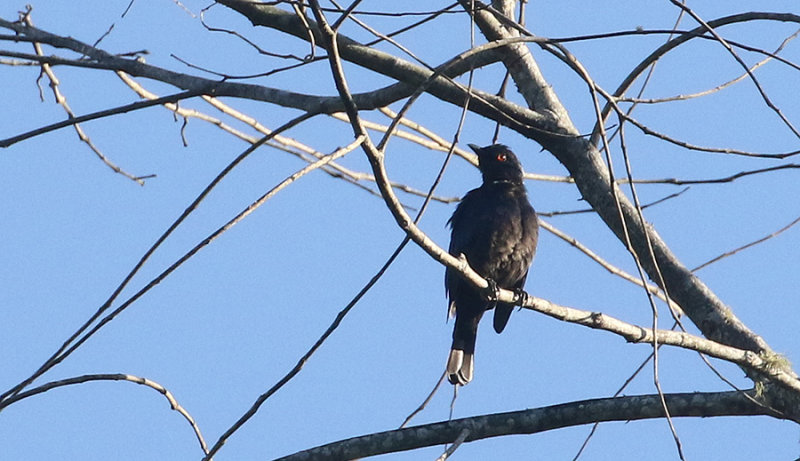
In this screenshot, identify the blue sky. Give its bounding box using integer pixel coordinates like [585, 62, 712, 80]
[2, 1, 800, 459]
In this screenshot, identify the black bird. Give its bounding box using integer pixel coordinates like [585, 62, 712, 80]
[445, 144, 539, 385]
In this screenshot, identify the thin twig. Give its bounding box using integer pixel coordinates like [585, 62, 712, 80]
[668, 0, 800, 139]
[573, 321, 678, 460]
[692, 215, 800, 272]
[3, 373, 209, 455]
[0, 87, 205, 148]
[21, 12, 146, 184]
[617, 28, 800, 104]
[538, 187, 689, 217]
[539, 220, 673, 306]
[400, 371, 447, 428]
[435, 428, 470, 461]
[626, 164, 800, 185]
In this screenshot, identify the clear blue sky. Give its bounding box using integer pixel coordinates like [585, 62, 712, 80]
[2, 1, 800, 459]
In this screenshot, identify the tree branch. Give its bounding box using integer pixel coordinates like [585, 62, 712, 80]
[518, 296, 800, 396]
[275, 391, 774, 461]
[457, 2, 799, 407]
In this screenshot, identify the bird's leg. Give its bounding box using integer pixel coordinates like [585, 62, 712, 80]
[482, 278, 499, 309]
[513, 288, 528, 309]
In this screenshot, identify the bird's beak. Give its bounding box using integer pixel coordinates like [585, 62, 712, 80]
[467, 143, 482, 154]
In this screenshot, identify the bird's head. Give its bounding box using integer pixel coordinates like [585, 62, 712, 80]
[469, 143, 524, 184]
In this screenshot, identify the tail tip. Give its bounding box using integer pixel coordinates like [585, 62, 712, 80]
[446, 349, 474, 385]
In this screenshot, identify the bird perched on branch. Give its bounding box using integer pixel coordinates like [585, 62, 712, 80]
[445, 144, 539, 385]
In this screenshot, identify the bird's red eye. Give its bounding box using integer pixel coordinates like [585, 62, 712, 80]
[496, 153, 507, 162]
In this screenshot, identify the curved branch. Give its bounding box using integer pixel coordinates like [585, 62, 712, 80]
[591, 12, 800, 144]
[667, 2, 800, 139]
[3, 373, 208, 455]
[276, 391, 774, 461]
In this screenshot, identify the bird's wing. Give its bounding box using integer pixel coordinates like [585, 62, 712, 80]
[445, 188, 484, 311]
[493, 199, 538, 333]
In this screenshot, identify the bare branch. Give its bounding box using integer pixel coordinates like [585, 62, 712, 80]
[400, 371, 447, 429]
[628, 164, 800, 185]
[0, 86, 204, 148]
[20, 13, 147, 184]
[693, 215, 800, 272]
[539, 220, 673, 306]
[592, 12, 800, 145]
[617, 28, 800, 104]
[3, 373, 208, 455]
[435, 428, 470, 461]
[276, 391, 774, 461]
[667, 1, 800, 139]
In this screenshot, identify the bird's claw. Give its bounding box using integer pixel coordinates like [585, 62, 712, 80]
[513, 288, 528, 307]
[483, 278, 499, 308]
[457, 253, 469, 270]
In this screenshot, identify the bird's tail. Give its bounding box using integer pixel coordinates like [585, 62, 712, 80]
[447, 314, 478, 385]
[446, 348, 474, 385]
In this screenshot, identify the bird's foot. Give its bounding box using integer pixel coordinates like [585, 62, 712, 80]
[513, 288, 529, 308]
[482, 278, 499, 308]
[456, 253, 469, 271]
